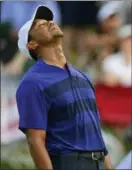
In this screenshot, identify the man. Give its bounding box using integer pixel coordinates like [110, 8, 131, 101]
[16, 5, 112, 170]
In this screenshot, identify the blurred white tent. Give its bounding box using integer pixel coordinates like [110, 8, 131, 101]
[116, 151, 132, 169]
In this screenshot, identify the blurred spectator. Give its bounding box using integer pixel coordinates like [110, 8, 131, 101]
[101, 25, 131, 87]
[0, 22, 27, 76]
[90, 1, 121, 56]
[98, 1, 132, 25]
[76, 1, 122, 77]
[0, 22, 16, 65]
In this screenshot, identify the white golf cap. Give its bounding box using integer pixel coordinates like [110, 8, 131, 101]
[97, 2, 120, 22]
[118, 24, 132, 39]
[18, 5, 53, 59]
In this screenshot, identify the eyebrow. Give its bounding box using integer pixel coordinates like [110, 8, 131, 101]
[31, 19, 47, 29]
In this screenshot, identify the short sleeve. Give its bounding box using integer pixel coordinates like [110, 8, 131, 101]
[16, 81, 50, 133]
[103, 147, 108, 156]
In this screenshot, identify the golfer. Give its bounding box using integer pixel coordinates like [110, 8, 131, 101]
[16, 5, 112, 170]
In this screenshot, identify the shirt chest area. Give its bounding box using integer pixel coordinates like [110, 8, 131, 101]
[42, 71, 95, 109]
[45, 73, 97, 124]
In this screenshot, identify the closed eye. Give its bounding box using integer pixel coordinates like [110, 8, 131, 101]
[33, 21, 47, 29]
[30, 20, 48, 31]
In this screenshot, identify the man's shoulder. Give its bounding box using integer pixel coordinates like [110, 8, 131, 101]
[20, 65, 39, 84]
[16, 77, 38, 97]
[21, 60, 48, 82]
[17, 63, 46, 94]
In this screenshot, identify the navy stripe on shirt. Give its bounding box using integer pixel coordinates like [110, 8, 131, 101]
[43, 76, 92, 99]
[48, 98, 97, 123]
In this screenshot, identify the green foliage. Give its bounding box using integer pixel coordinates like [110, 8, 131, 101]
[1, 140, 35, 169]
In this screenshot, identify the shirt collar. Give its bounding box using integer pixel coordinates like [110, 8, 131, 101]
[37, 58, 72, 72]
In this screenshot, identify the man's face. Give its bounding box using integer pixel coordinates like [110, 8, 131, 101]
[28, 19, 63, 46]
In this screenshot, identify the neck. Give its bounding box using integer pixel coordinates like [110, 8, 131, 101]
[39, 41, 66, 69]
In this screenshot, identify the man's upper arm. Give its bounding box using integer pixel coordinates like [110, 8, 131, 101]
[26, 129, 47, 145]
[16, 80, 50, 133]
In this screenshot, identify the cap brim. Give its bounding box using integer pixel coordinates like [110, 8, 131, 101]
[34, 6, 53, 21]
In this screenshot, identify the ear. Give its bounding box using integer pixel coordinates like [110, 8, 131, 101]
[26, 41, 39, 51]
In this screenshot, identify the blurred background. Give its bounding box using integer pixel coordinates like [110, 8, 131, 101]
[1, 1, 131, 169]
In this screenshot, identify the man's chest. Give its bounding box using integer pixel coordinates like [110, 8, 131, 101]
[43, 73, 95, 104]
[42, 73, 96, 123]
